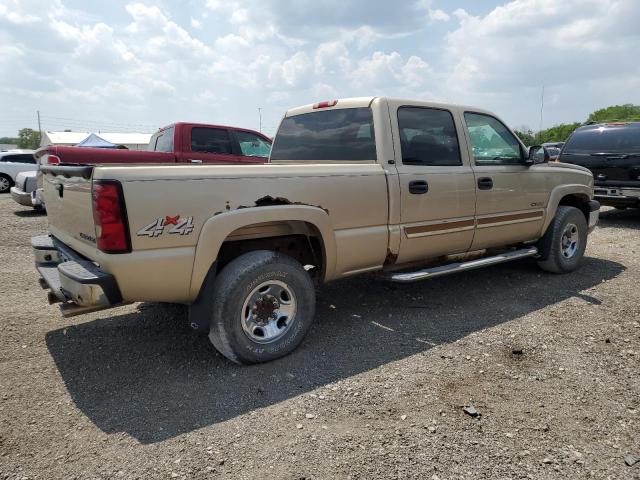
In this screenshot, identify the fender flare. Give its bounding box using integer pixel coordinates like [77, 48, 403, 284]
[188, 205, 336, 300]
[542, 184, 593, 234]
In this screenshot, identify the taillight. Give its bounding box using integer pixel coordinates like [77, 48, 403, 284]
[313, 99, 338, 109]
[39, 154, 60, 165]
[91, 181, 131, 253]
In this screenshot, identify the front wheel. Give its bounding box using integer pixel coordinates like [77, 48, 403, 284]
[536, 206, 588, 273]
[208, 250, 316, 364]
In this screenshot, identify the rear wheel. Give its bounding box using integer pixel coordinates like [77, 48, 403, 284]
[536, 206, 587, 273]
[207, 250, 316, 364]
[0, 175, 12, 193]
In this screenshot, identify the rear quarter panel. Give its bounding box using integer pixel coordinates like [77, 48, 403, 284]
[93, 163, 390, 302]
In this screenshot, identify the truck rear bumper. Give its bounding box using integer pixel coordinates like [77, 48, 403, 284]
[32, 235, 126, 317]
[10, 186, 33, 207]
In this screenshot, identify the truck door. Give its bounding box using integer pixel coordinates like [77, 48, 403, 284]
[185, 126, 241, 164]
[388, 102, 477, 264]
[461, 112, 547, 250]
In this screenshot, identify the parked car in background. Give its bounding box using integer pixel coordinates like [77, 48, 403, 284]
[559, 122, 640, 208]
[0, 150, 37, 193]
[10, 170, 41, 209]
[32, 122, 273, 211]
[542, 142, 565, 162]
[36, 122, 272, 167]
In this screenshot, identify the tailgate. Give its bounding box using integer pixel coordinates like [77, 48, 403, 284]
[42, 165, 98, 252]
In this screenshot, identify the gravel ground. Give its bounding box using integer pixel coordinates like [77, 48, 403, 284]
[0, 194, 638, 480]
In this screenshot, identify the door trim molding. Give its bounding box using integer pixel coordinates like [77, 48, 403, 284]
[403, 209, 545, 238]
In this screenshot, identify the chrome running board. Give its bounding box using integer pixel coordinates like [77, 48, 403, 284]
[390, 247, 538, 283]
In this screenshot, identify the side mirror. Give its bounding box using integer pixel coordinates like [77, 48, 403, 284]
[526, 145, 549, 165]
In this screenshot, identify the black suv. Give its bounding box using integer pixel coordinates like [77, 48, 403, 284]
[559, 122, 640, 208]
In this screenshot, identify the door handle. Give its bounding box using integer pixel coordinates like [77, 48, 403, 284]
[408, 180, 428, 194]
[477, 177, 493, 190]
[188, 159, 203, 164]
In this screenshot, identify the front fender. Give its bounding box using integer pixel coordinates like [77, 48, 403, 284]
[542, 184, 593, 234]
[188, 205, 336, 300]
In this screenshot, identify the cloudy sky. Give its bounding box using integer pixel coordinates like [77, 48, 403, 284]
[1, 0, 639, 138]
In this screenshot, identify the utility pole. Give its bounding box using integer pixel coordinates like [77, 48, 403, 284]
[538, 85, 545, 142]
[37, 110, 42, 134]
[258, 107, 262, 133]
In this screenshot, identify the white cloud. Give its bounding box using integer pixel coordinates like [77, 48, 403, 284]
[351, 51, 431, 89]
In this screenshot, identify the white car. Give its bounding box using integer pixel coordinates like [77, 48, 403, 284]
[0, 149, 37, 194]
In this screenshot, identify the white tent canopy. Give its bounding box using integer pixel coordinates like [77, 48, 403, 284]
[40, 131, 153, 151]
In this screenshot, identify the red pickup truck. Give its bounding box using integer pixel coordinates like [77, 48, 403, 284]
[39, 122, 272, 165]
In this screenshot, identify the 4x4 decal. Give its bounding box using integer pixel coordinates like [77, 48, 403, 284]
[137, 215, 194, 237]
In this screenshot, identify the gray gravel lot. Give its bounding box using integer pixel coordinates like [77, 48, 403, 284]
[0, 194, 638, 479]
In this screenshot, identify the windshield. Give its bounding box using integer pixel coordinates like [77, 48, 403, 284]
[564, 126, 640, 154]
[270, 107, 376, 161]
[148, 126, 174, 152]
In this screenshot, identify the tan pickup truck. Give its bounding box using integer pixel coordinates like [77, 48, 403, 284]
[33, 97, 599, 364]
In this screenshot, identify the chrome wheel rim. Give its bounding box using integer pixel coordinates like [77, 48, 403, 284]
[561, 223, 579, 258]
[0, 177, 9, 192]
[241, 280, 297, 344]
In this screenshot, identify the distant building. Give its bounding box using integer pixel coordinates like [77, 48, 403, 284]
[40, 131, 153, 151]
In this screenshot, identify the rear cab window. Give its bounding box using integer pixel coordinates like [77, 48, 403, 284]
[148, 126, 174, 152]
[563, 125, 640, 154]
[270, 107, 376, 161]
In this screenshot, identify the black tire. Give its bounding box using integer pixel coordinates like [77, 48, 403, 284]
[536, 206, 588, 273]
[0, 174, 13, 194]
[207, 250, 316, 364]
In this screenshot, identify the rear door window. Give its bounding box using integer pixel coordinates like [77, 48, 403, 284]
[398, 107, 461, 166]
[270, 107, 376, 161]
[191, 127, 233, 154]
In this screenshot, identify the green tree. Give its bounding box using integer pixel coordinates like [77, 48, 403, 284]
[536, 122, 582, 143]
[0, 136, 19, 145]
[514, 128, 536, 145]
[17, 128, 41, 149]
[587, 104, 640, 123]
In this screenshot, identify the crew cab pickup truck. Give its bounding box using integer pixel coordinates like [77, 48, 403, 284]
[38, 122, 272, 166]
[31, 122, 272, 210]
[32, 97, 600, 364]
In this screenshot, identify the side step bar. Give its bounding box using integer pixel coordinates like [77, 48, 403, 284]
[390, 247, 538, 283]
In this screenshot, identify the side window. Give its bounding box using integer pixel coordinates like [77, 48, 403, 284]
[398, 107, 462, 166]
[2, 154, 35, 164]
[464, 113, 523, 166]
[235, 131, 272, 157]
[191, 127, 233, 154]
